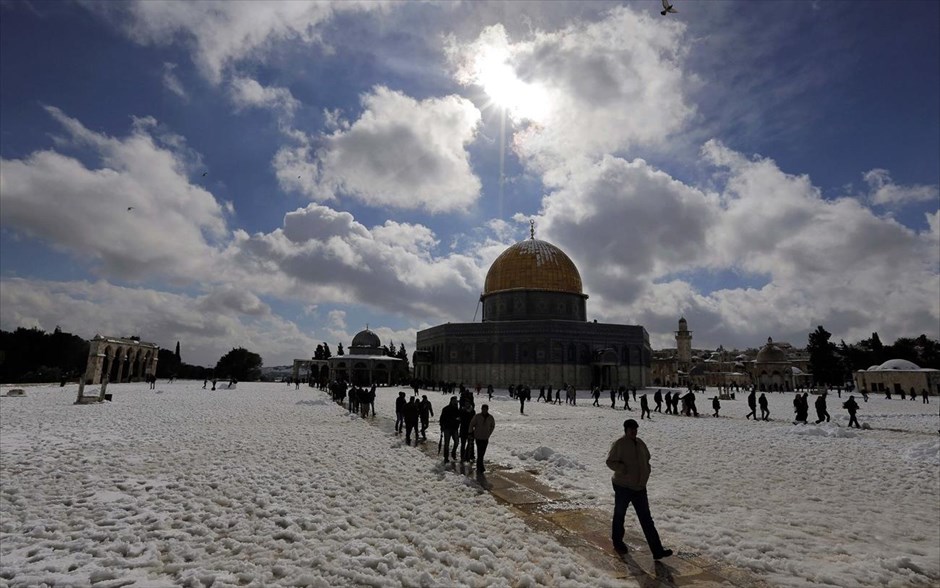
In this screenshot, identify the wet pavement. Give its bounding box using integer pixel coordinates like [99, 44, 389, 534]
[362, 406, 769, 587]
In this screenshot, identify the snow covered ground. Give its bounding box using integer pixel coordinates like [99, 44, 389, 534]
[1, 382, 938, 587]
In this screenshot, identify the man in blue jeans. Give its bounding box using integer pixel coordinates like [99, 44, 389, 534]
[606, 419, 673, 559]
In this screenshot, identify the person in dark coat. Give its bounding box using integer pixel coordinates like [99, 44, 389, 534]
[610, 387, 617, 409]
[419, 395, 434, 440]
[712, 396, 721, 417]
[682, 391, 698, 417]
[640, 394, 651, 419]
[758, 393, 769, 421]
[592, 387, 601, 407]
[653, 389, 663, 413]
[746, 390, 757, 420]
[814, 392, 830, 424]
[487, 383, 494, 400]
[404, 397, 420, 445]
[458, 401, 476, 462]
[439, 397, 461, 462]
[519, 386, 530, 414]
[395, 391, 407, 434]
[793, 393, 809, 424]
[671, 392, 681, 414]
[923, 389, 930, 404]
[843, 395, 860, 428]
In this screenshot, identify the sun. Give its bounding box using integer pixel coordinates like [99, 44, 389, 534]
[472, 46, 550, 123]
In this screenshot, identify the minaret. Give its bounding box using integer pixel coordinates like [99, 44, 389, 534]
[675, 317, 692, 364]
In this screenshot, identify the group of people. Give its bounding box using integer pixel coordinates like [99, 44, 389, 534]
[394, 392, 435, 445]
[436, 393, 496, 473]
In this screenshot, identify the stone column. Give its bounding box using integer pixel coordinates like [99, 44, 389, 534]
[115, 350, 126, 383]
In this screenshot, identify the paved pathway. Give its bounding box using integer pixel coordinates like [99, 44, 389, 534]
[361, 405, 769, 587]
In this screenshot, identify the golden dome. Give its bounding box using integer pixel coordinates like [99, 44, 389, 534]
[484, 238, 583, 295]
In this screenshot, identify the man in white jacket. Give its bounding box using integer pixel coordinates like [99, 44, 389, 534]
[468, 404, 496, 473]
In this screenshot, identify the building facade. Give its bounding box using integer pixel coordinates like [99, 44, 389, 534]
[415, 232, 650, 389]
[293, 329, 404, 386]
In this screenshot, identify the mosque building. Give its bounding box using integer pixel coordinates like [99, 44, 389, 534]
[413, 227, 651, 389]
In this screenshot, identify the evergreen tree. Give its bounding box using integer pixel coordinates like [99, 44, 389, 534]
[314, 344, 324, 360]
[175, 341, 181, 360]
[337, 343, 344, 356]
[397, 342, 410, 373]
[322, 342, 332, 359]
[215, 347, 263, 381]
[808, 325, 842, 386]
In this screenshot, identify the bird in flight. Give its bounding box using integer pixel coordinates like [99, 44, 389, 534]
[127, 207, 134, 211]
[202, 171, 208, 177]
[661, 0, 678, 15]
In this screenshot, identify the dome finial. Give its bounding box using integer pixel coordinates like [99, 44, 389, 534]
[529, 219, 535, 240]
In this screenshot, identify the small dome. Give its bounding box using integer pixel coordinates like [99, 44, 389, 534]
[484, 238, 583, 295]
[788, 366, 804, 375]
[874, 359, 921, 371]
[351, 329, 381, 349]
[866, 365, 881, 371]
[756, 337, 788, 363]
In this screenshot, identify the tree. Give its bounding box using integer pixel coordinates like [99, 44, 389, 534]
[807, 326, 841, 386]
[337, 343, 345, 356]
[215, 347, 263, 381]
[397, 342, 410, 375]
[322, 342, 332, 359]
[314, 344, 324, 360]
[175, 341, 181, 361]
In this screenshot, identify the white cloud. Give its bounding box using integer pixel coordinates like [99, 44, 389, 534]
[86, 0, 387, 84]
[448, 9, 692, 174]
[525, 141, 938, 349]
[0, 107, 227, 281]
[229, 76, 299, 122]
[0, 279, 320, 366]
[863, 168, 939, 206]
[161, 62, 187, 99]
[230, 203, 490, 321]
[309, 87, 483, 213]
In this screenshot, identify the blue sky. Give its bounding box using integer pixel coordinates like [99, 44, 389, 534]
[1, 0, 938, 367]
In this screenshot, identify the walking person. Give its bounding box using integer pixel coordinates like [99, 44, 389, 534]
[664, 391, 672, 415]
[746, 390, 757, 420]
[394, 391, 406, 434]
[712, 396, 721, 417]
[592, 387, 601, 407]
[922, 389, 930, 404]
[487, 384, 494, 401]
[653, 389, 663, 413]
[404, 397, 419, 446]
[419, 395, 434, 441]
[469, 404, 496, 473]
[459, 400, 476, 462]
[519, 386, 530, 414]
[843, 395, 861, 429]
[610, 388, 618, 409]
[640, 394, 651, 420]
[758, 393, 769, 421]
[814, 392, 830, 424]
[606, 419, 673, 560]
[439, 397, 461, 463]
[537, 385, 546, 403]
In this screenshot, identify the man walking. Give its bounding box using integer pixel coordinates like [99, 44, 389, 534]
[606, 419, 672, 560]
[815, 392, 830, 424]
[843, 395, 861, 429]
[394, 391, 407, 434]
[404, 397, 419, 446]
[653, 389, 663, 413]
[746, 390, 757, 420]
[418, 395, 434, 441]
[439, 397, 461, 462]
[469, 404, 496, 473]
[640, 394, 651, 420]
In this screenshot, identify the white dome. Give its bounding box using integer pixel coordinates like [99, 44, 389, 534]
[789, 366, 804, 375]
[874, 359, 921, 371]
[866, 365, 880, 371]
